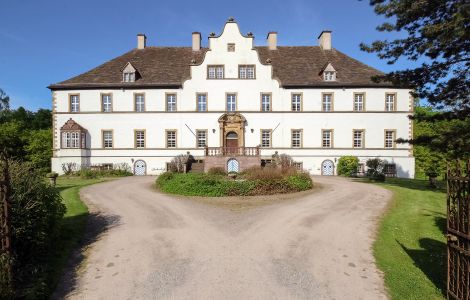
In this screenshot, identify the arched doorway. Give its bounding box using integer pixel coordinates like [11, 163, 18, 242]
[321, 160, 334, 176]
[134, 160, 146, 175]
[225, 132, 238, 149]
[227, 158, 239, 173]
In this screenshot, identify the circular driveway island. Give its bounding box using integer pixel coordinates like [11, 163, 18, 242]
[57, 176, 391, 300]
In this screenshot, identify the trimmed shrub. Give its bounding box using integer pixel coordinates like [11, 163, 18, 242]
[286, 172, 313, 190]
[337, 156, 360, 177]
[208, 167, 227, 176]
[366, 158, 386, 182]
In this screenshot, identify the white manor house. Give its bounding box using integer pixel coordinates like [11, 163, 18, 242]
[49, 18, 415, 177]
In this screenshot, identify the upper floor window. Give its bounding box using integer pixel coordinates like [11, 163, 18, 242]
[291, 130, 302, 148]
[196, 130, 207, 148]
[239, 65, 255, 79]
[322, 93, 333, 111]
[260, 130, 271, 148]
[134, 93, 145, 112]
[261, 93, 271, 112]
[353, 130, 365, 148]
[226, 93, 237, 112]
[354, 93, 365, 111]
[385, 93, 396, 111]
[197, 93, 207, 112]
[291, 93, 302, 111]
[102, 130, 113, 148]
[208, 65, 224, 79]
[101, 94, 112, 112]
[69, 94, 79, 112]
[134, 130, 145, 148]
[166, 130, 177, 148]
[385, 130, 396, 148]
[322, 130, 333, 148]
[166, 94, 177, 112]
[227, 43, 235, 52]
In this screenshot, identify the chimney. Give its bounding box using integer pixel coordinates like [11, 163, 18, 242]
[267, 32, 277, 50]
[192, 32, 201, 51]
[137, 33, 146, 49]
[318, 31, 332, 50]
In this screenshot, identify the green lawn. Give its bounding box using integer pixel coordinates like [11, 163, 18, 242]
[372, 178, 446, 300]
[44, 177, 106, 296]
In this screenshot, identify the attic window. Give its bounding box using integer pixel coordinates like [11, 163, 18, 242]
[123, 72, 135, 82]
[323, 71, 336, 81]
[227, 43, 235, 52]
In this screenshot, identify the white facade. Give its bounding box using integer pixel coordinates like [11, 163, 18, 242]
[51, 21, 415, 178]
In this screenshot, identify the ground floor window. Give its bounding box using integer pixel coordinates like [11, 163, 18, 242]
[196, 130, 207, 148]
[260, 130, 271, 148]
[135, 130, 145, 148]
[384, 163, 397, 177]
[166, 130, 177, 148]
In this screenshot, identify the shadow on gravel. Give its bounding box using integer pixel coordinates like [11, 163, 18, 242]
[51, 212, 121, 299]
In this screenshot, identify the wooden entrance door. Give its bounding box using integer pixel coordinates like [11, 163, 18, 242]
[225, 132, 238, 154]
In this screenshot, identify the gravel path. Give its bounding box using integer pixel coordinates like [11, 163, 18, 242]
[57, 176, 391, 300]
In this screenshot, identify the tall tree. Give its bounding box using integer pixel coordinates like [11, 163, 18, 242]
[361, 0, 470, 157]
[0, 88, 10, 111]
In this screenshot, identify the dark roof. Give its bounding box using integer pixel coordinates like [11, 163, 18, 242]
[49, 46, 393, 90]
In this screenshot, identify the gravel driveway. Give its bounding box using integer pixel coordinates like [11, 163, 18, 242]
[57, 176, 391, 300]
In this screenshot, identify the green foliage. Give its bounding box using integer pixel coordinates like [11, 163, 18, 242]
[286, 172, 313, 190]
[361, 0, 469, 156]
[207, 167, 227, 176]
[0, 121, 25, 159]
[25, 129, 52, 174]
[366, 158, 386, 182]
[4, 160, 66, 298]
[337, 156, 360, 177]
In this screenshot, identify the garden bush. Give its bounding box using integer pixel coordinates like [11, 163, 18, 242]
[207, 167, 227, 176]
[366, 158, 386, 182]
[337, 156, 360, 177]
[1, 160, 66, 298]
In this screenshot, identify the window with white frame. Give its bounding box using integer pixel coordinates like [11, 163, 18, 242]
[354, 93, 364, 111]
[385, 93, 396, 111]
[323, 71, 336, 81]
[226, 94, 236, 111]
[135, 94, 145, 112]
[291, 94, 302, 111]
[70, 95, 79, 112]
[102, 131, 113, 148]
[239, 65, 255, 79]
[196, 130, 207, 148]
[385, 130, 396, 148]
[322, 93, 333, 111]
[291, 130, 302, 148]
[322, 130, 332, 148]
[135, 130, 145, 148]
[166, 94, 177, 112]
[261, 93, 271, 111]
[123, 72, 135, 82]
[353, 130, 364, 148]
[261, 130, 271, 147]
[197, 93, 207, 111]
[208, 65, 224, 79]
[101, 94, 112, 112]
[61, 132, 81, 149]
[166, 130, 176, 148]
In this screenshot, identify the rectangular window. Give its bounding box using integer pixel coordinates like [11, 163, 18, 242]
[227, 43, 235, 52]
[208, 65, 224, 79]
[354, 93, 364, 111]
[70, 94, 79, 112]
[166, 130, 177, 148]
[166, 94, 177, 112]
[322, 93, 333, 111]
[101, 94, 112, 112]
[261, 93, 271, 112]
[123, 72, 135, 82]
[291, 93, 302, 111]
[196, 93, 207, 112]
[291, 130, 302, 148]
[261, 130, 271, 148]
[71, 132, 79, 148]
[239, 65, 255, 79]
[385, 130, 396, 148]
[226, 93, 236, 111]
[62, 132, 80, 148]
[102, 130, 113, 148]
[196, 130, 207, 148]
[134, 94, 145, 112]
[135, 130, 145, 148]
[353, 130, 364, 148]
[385, 93, 396, 111]
[323, 71, 335, 81]
[322, 130, 333, 148]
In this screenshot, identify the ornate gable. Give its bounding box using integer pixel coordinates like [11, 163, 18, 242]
[60, 118, 86, 131]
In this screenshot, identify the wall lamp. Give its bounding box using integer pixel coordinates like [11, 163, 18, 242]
[212, 129, 216, 133]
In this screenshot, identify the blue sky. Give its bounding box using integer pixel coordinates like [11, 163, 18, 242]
[0, 0, 412, 110]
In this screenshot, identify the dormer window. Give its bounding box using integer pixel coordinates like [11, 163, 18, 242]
[121, 62, 138, 82]
[321, 63, 337, 81]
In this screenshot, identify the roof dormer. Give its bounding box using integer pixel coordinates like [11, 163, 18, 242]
[122, 62, 138, 82]
[321, 63, 337, 81]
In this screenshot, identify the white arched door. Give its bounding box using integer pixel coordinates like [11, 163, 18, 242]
[227, 158, 239, 173]
[321, 160, 334, 176]
[134, 160, 146, 175]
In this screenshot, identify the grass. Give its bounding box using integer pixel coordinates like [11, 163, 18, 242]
[44, 177, 106, 296]
[372, 177, 446, 300]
